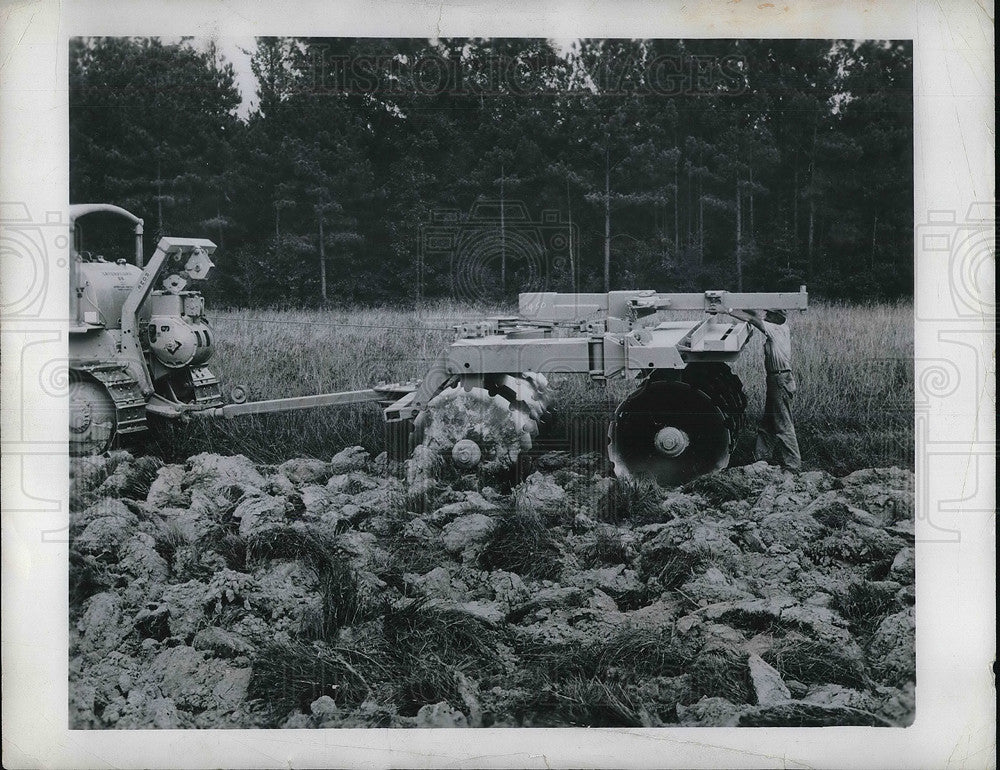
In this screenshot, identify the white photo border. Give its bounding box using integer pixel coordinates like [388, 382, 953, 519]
[1, 0, 994, 768]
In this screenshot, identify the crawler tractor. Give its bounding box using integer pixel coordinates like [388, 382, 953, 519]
[69, 204, 222, 457]
[69, 203, 807, 485]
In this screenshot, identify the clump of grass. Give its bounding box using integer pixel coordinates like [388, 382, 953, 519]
[150, 518, 193, 568]
[511, 677, 653, 727]
[590, 629, 689, 680]
[511, 628, 706, 725]
[520, 627, 688, 683]
[832, 580, 901, 641]
[682, 472, 754, 506]
[686, 643, 753, 704]
[313, 566, 363, 639]
[638, 539, 703, 589]
[477, 509, 563, 580]
[584, 528, 631, 567]
[214, 531, 248, 571]
[382, 534, 451, 583]
[250, 598, 509, 723]
[248, 639, 388, 716]
[764, 632, 868, 689]
[382, 599, 505, 666]
[246, 525, 360, 636]
[246, 524, 335, 566]
[512, 626, 761, 723]
[381, 599, 510, 717]
[596, 477, 664, 524]
[118, 455, 165, 500]
[69, 548, 111, 608]
[717, 607, 785, 634]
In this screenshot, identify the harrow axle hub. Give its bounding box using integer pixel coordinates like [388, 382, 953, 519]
[451, 438, 483, 469]
[654, 426, 690, 457]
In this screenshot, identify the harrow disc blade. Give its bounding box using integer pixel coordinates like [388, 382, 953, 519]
[608, 379, 731, 487]
[409, 372, 552, 476]
[671, 362, 748, 455]
[490, 374, 549, 420]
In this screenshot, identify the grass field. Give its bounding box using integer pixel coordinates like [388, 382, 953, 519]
[145, 300, 914, 475]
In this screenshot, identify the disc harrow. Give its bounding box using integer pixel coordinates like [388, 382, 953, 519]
[200, 289, 804, 486]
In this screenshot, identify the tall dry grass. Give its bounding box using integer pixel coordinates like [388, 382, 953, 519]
[731, 301, 913, 472]
[145, 299, 913, 474]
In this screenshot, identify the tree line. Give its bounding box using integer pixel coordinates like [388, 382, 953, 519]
[69, 36, 913, 307]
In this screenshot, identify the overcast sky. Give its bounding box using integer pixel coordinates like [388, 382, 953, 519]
[198, 37, 579, 120]
[193, 37, 258, 117]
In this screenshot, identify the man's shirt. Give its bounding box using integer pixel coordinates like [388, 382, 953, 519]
[761, 320, 792, 373]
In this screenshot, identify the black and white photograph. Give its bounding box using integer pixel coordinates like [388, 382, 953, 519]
[63, 33, 918, 730]
[1, 0, 994, 767]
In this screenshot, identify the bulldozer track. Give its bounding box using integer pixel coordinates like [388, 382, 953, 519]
[73, 364, 148, 437]
[188, 366, 223, 408]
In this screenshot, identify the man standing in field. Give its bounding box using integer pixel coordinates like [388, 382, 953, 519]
[723, 307, 802, 470]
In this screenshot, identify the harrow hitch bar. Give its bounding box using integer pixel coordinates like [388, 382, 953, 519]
[194, 384, 417, 420]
